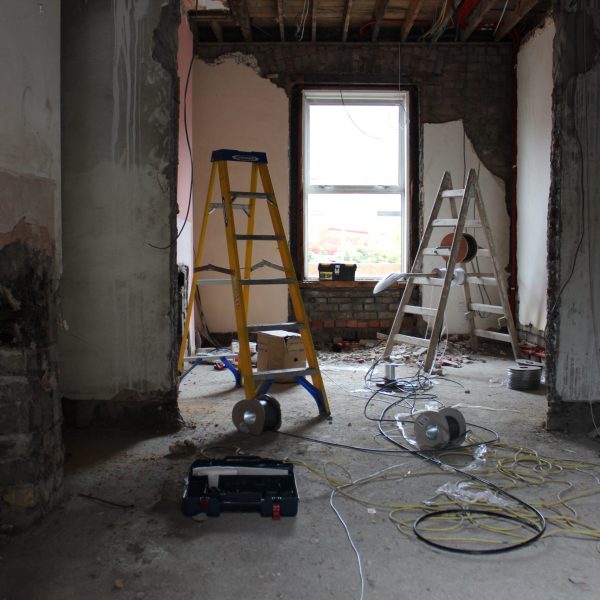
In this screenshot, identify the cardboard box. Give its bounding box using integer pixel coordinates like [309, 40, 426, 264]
[257, 330, 306, 382]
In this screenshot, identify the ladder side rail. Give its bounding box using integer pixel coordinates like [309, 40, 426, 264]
[242, 163, 259, 311]
[423, 173, 477, 372]
[448, 187, 478, 351]
[216, 160, 256, 399]
[257, 163, 330, 415]
[471, 173, 521, 360]
[177, 163, 218, 373]
[383, 279, 419, 358]
[383, 171, 453, 359]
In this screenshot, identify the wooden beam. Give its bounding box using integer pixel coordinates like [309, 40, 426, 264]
[341, 0, 353, 42]
[228, 0, 253, 42]
[277, 0, 285, 42]
[312, 0, 318, 42]
[371, 0, 390, 42]
[210, 20, 223, 42]
[495, 0, 542, 41]
[400, 0, 423, 42]
[461, 0, 497, 41]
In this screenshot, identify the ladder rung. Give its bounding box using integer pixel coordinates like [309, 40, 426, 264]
[253, 367, 315, 381]
[240, 278, 295, 286]
[403, 305, 438, 317]
[247, 322, 305, 333]
[230, 191, 271, 200]
[474, 329, 512, 342]
[411, 276, 445, 286]
[466, 274, 497, 286]
[432, 219, 481, 228]
[209, 202, 250, 213]
[423, 248, 491, 258]
[196, 279, 231, 286]
[441, 189, 465, 198]
[469, 303, 505, 314]
[382, 333, 431, 348]
[236, 234, 284, 241]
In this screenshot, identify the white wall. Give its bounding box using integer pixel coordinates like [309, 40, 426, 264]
[423, 121, 509, 334]
[192, 58, 290, 332]
[516, 19, 554, 333]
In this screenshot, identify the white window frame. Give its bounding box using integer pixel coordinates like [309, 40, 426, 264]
[302, 89, 410, 279]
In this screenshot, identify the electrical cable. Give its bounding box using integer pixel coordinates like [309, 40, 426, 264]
[376, 399, 547, 553]
[330, 489, 365, 600]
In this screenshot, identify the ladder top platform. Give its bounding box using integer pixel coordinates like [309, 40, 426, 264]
[211, 149, 268, 164]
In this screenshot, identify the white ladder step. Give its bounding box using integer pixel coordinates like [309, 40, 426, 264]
[404, 305, 438, 317]
[378, 333, 430, 348]
[466, 274, 497, 286]
[441, 189, 465, 198]
[474, 329, 512, 343]
[432, 219, 481, 228]
[411, 276, 446, 286]
[469, 303, 505, 314]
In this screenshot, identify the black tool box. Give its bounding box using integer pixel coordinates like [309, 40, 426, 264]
[181, 455, 298, 518]
[318, 262, 357, 281]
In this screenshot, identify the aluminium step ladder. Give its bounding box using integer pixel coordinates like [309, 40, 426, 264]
[381, 169, 520, 372]
[178, 149, 329, 416]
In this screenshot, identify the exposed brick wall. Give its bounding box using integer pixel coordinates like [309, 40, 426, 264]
[0, 244, 63, 531]
[300, 282, 417, 348]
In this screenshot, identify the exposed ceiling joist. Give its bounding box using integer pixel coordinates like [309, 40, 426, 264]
[210, 19, 224, 42]
[461, 0, 497, 40]
[229, 0, 253, 42]
[372, 0, 391, 42]
[400, 0, 423, 42]
[341, 0, 353, 42]
[312, 0, 318, 42]
[277, 0, 285, 42]
[495, 0, 542, 41]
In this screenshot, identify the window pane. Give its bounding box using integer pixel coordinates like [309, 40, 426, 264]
[306, 193, 403, 279]
[309, 104, 400, 187]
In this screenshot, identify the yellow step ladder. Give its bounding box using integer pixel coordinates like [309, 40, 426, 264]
[178, 149, 330, 417]
[381, 169, 520, 371]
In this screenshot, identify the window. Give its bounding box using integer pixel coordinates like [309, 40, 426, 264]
[302, 89, 409, 280]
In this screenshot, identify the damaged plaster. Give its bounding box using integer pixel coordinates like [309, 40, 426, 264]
[547, 1, 600, 430]
[59, 0, 181, 426]
[195, 42, 515, 192]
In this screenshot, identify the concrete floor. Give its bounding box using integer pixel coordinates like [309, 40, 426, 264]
[1, 351, 600, 600]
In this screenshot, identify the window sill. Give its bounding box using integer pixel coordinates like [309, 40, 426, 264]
[299, 280, 405, 289]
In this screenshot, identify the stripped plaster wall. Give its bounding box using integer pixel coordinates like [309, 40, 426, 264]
[192, 44, 514, 337]
[516, 19, 554, 335]
[547, 1, 600, 430]
[59, 0, 180, 424]
[0, 0, 63, 529]
[192, 58, 290, 333]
